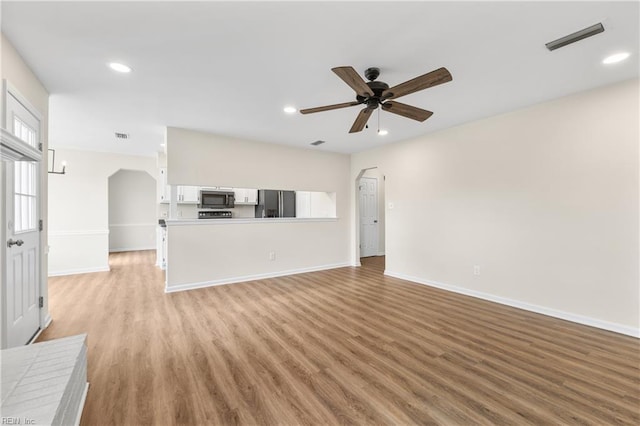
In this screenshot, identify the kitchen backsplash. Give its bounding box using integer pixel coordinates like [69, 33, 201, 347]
[161, 204, 255, 220]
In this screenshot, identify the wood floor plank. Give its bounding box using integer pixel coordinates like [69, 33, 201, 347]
[37, 251, 640, 425]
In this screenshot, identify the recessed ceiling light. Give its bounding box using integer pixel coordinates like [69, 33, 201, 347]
[108, 62, 132, 73]
[602, 52, 630, 65]
[283, 106, 297, 114]
[378, 129, 388, 136]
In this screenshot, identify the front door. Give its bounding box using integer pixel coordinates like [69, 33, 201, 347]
[359, 177, 378, 258]
[3, 88, 41, 347]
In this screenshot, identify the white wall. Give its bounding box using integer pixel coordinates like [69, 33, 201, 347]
[1, 33, 51, 333]
[351, 79, 639, 336]
[165, 128, 352, 290]
[167, 127, 350, 192]
[108, 169, 156, 252]
[48, 149, 156, 275]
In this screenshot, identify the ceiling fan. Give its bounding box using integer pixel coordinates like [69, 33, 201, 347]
[300, 66, 453, 133]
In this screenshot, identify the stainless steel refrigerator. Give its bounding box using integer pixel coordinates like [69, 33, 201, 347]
[255, 190, 296, 218]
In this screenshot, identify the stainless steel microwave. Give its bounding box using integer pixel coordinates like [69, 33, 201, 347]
[199, 190, 235, 209]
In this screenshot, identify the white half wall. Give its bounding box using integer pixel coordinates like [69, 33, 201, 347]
[351, 79, 639, 336]
[108, 169, 156, 252]
[48, 149, 156, 275]
[166, 220, 349, 291]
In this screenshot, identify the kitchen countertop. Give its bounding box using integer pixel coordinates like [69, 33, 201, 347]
[165, 217, 338, 226]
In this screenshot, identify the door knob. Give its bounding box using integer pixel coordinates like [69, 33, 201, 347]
[7, 239, 24, 247]
[374, 220, 378, 223]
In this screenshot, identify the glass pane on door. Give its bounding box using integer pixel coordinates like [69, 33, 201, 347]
[13, 115, 37, 149]
[14, 161, 37, 233]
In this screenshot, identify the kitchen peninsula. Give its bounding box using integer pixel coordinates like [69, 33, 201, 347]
[163, 215, 347, 293]
[160, 126, 353, 293]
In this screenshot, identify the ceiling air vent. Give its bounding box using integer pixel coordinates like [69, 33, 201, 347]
[115, 132, 130, 140]
[310, 140, 325, 146]
[546, 23, 604, 51]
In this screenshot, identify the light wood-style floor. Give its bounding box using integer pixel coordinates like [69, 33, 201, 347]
[40, 251, 639, 425]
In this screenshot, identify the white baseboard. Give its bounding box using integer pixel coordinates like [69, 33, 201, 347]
[165, 262, 351, 293]
[28, 314, 52, 344]
[109, 246, 155, 253]
[28, 328, 44, 345]
[43, 314, 52, 329]
[48, 266, 110, 277]
[377, 251, 386, 256]
[384, 270, 639, 339]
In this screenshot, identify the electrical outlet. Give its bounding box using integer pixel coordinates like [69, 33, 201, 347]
[473, 265, 481, 276]
[388, 202, 394, 210]
[269, 251, 276, 261]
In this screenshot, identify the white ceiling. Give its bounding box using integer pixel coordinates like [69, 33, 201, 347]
[2, 1, 638, 157]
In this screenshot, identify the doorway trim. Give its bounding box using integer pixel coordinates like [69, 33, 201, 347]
[1, 80, 49, 349]
[107, 168, 158, 254]
[358, 176, 379, 258]
[354, 166, 385, 266]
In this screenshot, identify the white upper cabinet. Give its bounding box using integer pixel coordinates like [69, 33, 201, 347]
[177, 186, 200, 204]
[234, 188, 258, 205]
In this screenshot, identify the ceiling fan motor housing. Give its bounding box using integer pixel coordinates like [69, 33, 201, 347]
[357, 80, 389, 109]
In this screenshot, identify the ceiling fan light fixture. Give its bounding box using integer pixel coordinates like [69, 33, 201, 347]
[108, 62, 132, 73]
[283, 106, 297, 114]
[377, 129, 388, 136]
[602, 52, 630, 64]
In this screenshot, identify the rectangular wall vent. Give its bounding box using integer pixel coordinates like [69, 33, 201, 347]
[310, 140, 325, 146]
[546, 23, 604, 51]
[115, 132, 130, 139]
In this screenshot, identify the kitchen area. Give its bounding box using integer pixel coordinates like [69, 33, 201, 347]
[157, 127, 351, 294]
[156, 173, 343, 292]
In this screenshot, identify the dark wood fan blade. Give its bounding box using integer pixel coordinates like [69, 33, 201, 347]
[381, 67, 452, 100]
[332, 66, 374, 98]
[381, 101, 433, 122]
[349, 108, 373, 133]
[300, 101, 361, 114]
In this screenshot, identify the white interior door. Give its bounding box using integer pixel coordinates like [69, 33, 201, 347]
[3, 89, 41, 348]
[359, 177, 378, 258]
